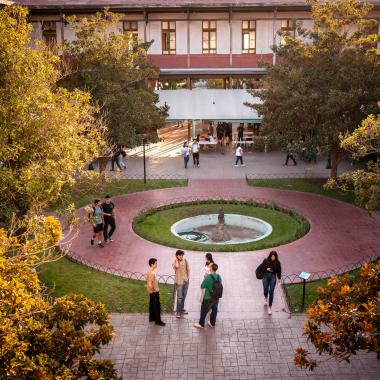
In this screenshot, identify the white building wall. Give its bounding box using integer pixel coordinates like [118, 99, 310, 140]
[190, 20, 202, 54]
[147, 21, 161, 53]
[176, 21, 188, 54]
[256, 20, 274, 54]
[63, 23, 76, 42]
[217, 20, 230, 54]
[231, 20, 241, 54]
[138, 21, 145, 41]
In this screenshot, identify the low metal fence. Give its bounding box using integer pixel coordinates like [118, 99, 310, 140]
[246, 172, 330, 180]
[281, 253, 380, 313]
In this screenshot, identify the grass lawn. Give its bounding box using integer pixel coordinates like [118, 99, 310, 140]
[284, 265, 364, 313]
[38, 256, 174, 313]
[133, 201, 309, 252]
[52, 178, 187, 210]
[247, 178, 357, 205]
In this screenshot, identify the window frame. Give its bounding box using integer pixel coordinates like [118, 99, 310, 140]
[280, 19, 296, 44]
[202, 20, 217, 54]
[161, 21, 176, 55]
[42, 21, 57, 48]
[242, 20, 256, 54]
[123, 21, 138, 39]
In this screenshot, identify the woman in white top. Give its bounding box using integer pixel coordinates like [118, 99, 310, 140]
[235, 144, 245, 167]
[204, 253, 214, 277]
[180, 141, 190, 168]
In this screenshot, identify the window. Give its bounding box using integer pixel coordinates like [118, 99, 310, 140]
[162, 21, 176, 54]
[157, 78, 187, 90]
[202, 21, 216, 54]
[280, 19, 296, 44]
[231, 78, 261, 89]
[191, 78, 225, 89]
[242, 21, 256, 53]
[123, 21, 138, 40]
[42, 21, 56, 48]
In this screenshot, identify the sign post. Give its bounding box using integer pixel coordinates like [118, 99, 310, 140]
[298, 272, 311, 310]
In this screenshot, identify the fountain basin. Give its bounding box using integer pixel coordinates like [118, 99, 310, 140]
[171, 214, 272, 245]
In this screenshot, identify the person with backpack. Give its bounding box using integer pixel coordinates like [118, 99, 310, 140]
[256, 251, 282, 315]
[194, 263, 223, 329]
[102, 195, 116, 243]
[88, 199, 104, 248]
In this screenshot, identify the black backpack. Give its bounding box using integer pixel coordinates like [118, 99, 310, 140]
[210, 274, 223, 300]
[255, 262, 265, 280]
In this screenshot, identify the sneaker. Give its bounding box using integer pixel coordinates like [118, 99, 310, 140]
[181, 310, 188, 315]
[175, 314, 183, 319]
[109, 238, 114, 243]
[194, 323, 204, 329]
[91, 239, 94, 246]
[156, 321, 166, 326]
[268, 307, 272, 315]
[242, 164, 246, 167]
[197, 164, 199, 168]
[98, 243, 104, 248]
[207, 321, 215, 328]
[234, 164, 238, 167]
[264, 298, 268, 306]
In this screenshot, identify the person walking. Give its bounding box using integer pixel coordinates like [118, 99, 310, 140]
[102, 195, 116, 243]
[283, 142, 297, 166]
[260, 251, 282, 315]
[88, 200, 104, 248]
[194, 263, 223, 329]
[147, 258, 165, 326]
[172, 250, 190, 319]
[191, 138, 200, 167]
[235, 144, 245, 167]
[180, 141, 190, 168]
[110, 147, 123, 171]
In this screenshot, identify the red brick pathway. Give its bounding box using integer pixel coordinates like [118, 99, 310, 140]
[64, 179, 380, 318]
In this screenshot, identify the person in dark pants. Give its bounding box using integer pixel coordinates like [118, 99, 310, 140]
[194, 263, 222, 329]
[147, 258, 165, 326]
[284, 142, 297, 166]
[191, 138, 200, 167]
[261, 251, 282, 315]
[102, 195, 116, 243]
[237, 123, 245, 141]
[110, 147, 122, 171]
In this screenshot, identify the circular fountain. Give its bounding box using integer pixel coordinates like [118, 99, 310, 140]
[171, 213, 272, 245]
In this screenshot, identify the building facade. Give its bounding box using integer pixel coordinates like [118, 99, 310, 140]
[14, 0, 380, 137]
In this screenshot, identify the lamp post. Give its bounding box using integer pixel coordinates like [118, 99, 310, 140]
[142, 138, 147, 184]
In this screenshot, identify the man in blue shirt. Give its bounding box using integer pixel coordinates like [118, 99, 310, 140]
[194, 263, 222, 329]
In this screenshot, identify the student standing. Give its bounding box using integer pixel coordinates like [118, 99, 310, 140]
[102, 195, 116, 243]
[191, 138, 200, 167]
[147, 258, 165, 326]
[204, 253, 214, 277]
[283, 142, 297, 166]
[89, 200, 104, 248]
[172, 250, 190, 319]
[194, 263, 223, 329]
[235, 144, 245, 167]
[237, 123, 244, 141]
[180, 141, 190, 168]
[261, 251, 282, 315]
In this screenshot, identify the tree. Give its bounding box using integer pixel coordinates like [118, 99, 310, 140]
[0, 6, 106, 222]
[60, 9, 167, 155]
[0, 215, 120, 379]
[326, 102, 380, 212]
[247, 0, 380, 178]
[294, 261, 380, 370]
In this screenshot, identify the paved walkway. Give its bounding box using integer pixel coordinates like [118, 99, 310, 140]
[99, 314, 380, 380]
[64, 179, 380, 319]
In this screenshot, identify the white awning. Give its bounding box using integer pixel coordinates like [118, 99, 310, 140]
[155, 89, 262, 122]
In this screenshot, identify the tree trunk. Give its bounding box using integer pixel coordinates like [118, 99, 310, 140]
[330, 147, 345, 179]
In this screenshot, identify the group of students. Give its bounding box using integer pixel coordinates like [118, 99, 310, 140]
[180, 140, 247, 168]
[88, 195, 117, 248]
[146, 250, 282, 328]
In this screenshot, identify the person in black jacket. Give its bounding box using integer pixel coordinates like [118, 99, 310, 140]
[261, 251, 281, 315]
